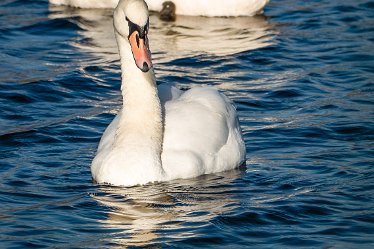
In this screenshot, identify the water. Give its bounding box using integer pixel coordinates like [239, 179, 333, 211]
[1, 0, 373, 248]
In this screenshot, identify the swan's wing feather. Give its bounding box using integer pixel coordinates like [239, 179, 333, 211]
[158, 84, 183, 104]
[96, 113, 121, 152]
[162, 86, 245, 179]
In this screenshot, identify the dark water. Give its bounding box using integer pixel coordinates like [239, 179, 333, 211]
[1, 0, 373, 248]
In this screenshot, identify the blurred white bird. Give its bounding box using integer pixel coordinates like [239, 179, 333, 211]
[49, 0, 270, 17]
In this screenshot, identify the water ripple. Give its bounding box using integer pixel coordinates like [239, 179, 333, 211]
[0, 0, 374, 248]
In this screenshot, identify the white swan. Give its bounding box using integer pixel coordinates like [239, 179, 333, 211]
[49, 0, 269, 17]
[91, 0, 246, 186]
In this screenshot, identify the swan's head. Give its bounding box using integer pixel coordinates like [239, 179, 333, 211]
[160, 1, 176, 22]
[114, 0, 152, 72]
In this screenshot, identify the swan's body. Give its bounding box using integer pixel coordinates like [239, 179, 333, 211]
[91, 0, 245, 186]
[50, 0, 269, 17]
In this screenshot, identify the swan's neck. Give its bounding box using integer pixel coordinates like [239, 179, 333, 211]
[114, 32, 164, 174]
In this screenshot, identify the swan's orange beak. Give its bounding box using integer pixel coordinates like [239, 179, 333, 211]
[129, 31, 152, 72]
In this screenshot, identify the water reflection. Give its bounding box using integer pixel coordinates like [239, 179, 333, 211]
[93, 169, 244, 246]
[152, 15, 275, 59]
[48, 5, 276, 62]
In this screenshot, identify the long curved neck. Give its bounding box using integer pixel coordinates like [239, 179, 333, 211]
[114, 32, 164, 172]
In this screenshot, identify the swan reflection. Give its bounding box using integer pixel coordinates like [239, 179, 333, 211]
[92, 169, 244, 247]
[48, 5, 276, 63]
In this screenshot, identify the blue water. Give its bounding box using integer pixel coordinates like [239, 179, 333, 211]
[1, 0, 373, 248]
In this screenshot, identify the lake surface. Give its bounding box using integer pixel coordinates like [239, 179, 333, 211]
[1, 0, 373, 248]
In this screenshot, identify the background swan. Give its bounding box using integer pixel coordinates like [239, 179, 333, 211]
[49, 0, 270, 17]
[91, 0, 246, 186]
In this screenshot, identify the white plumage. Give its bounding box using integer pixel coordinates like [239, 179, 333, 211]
[91, 0, 245, 186]
[49, 0, 269, 17]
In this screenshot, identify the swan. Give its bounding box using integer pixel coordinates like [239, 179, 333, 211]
[49, 0, 269, 17]
[91, 0, 246, 186]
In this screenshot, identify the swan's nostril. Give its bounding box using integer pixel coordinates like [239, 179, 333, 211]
[142, 62, 149, 72]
